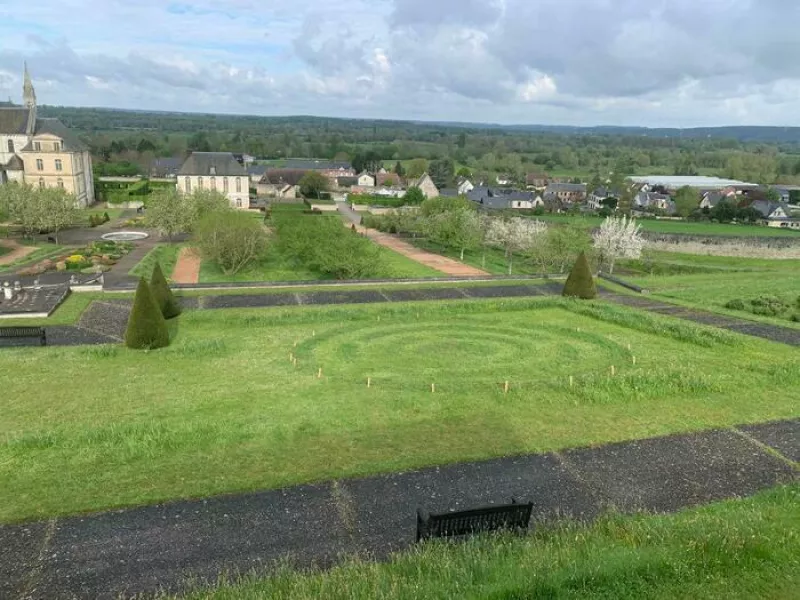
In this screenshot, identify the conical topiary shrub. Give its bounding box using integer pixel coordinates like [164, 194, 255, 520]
[562, 251, 597, 299]
[150, 262, 181, 319]
[125, 277, 170, 349]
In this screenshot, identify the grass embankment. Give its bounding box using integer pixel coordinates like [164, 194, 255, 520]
[129, 244, 183, 280]
[178, 485, 800, 600]
[533, 214, 800, 237]
[620, 251, 800, 328]
[1, 298, 797, 522]
[0, 243, 64, 273]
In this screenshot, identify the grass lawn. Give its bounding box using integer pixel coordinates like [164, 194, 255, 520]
[409, 238, 540, 276]
[129, 244, 184, 280]
[178, 485, 799, 600]
[532, 214, 800, 237]
[0, 244, 11, 258]
[199, 238, 442, 283]
[620, 251, 800, 328]
[1, 298, 797, 523]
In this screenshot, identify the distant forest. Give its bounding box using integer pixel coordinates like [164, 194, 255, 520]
[40, 106, 800, 185]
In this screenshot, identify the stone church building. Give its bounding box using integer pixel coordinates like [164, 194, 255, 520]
[0, 65, 94, 206]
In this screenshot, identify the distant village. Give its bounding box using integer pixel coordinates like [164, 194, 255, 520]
[149, 151, 800, 231]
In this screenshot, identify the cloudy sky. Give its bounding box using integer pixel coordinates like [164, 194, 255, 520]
[1, 0, 798, 127]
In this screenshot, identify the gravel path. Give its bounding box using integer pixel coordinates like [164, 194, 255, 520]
[0, 240, 37, 266]
[171, 247, 201, 284]
[1, 420, 795, 599]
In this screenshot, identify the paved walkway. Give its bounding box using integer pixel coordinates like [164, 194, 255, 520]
[171, 247, 201, 284]
[1, 420, 796, 599]
[101, 234, 161, 289]
[337, 202, 488, 276]
[0, 240, 37, 267]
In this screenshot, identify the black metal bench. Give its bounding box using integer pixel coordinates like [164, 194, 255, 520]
[0, 326, 47, 347]
[416, 499, 533, 542]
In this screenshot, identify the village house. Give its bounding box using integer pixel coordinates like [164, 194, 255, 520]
[526, 172, 550, 189]
[177, 152, 250, 208]
[456, 177, 474, 195]
[633, 191, 675, 214]
[414, 173, 439, 198]
[0, 65, 94, 206]
[749, 200, 800, 229]
[544, 182, 586, 204]
[467, 187, 543, 210]
[357, 172, 375, 187]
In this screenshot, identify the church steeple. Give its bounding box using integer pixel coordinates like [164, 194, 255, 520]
[23, 62, 36, 108]
[22, 62, 36, 136]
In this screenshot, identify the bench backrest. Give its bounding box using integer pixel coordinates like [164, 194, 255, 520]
[417, 499, 533, 542]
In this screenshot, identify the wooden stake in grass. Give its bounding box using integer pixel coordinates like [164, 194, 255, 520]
[431, 383, 436, 393]
[610, 365, 616, 376]
[632, 356, 637, 365]
[569, 375, 574, 388]
[367, 377, 371, 388]
[317, 368, 323, 379]
[503, 381, 509, 394]
[289, 352, 294, 362]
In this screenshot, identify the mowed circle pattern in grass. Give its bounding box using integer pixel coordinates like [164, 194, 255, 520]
[1, 299, 798, 522]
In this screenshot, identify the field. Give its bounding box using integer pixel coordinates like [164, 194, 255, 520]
[532, 214, 800, 237]
[180, 485, 799, 600]
[1, 297, 798, 523]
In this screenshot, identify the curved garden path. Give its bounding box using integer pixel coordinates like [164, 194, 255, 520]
[0, 240, 37, 267]
[171, 247, 202, 284]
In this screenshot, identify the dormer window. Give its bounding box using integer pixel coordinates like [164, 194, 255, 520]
[53, 142, 61, 152]
[34, 141, 41, 151]
[7, 140, 13, 153]
[210, 166, 216, 175]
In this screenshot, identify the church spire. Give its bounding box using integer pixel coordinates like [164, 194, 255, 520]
[23, 62, 36, 108]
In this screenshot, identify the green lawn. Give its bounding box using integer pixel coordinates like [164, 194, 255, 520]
[619, 251, 800, 328]
[1, 298, 797, 523]
[409, 238, 540, 276]
[129, 244, 183, 280]
[179, 485, 799, 600]
[199, 238, 441, 283]
[533, 214, 800, 237]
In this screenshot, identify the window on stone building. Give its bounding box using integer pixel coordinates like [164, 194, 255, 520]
[235, 177, 242, 192]
[55, 159, 62, 171]
[185, 177, 191, 192]
[53, 142, 61, 151]
[57, 178, 64, 188]
[38, 178, 45, 189]
[210, 177, 216, 190]
[36, 159, 43, 171]
[34, 141, 41, 151]
[7, 140, 13, 153]
[223, 178, 229, 192]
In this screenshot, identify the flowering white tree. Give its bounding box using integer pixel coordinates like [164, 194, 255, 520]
[486, 217, 548, 274]
[593, 215, 645, 273]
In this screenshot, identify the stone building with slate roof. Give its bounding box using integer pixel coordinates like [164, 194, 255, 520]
[0, 65, 94, 206]
[177, 152, 250, 208]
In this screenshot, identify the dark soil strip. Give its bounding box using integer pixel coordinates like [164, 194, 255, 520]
[1, 420, 795, 599]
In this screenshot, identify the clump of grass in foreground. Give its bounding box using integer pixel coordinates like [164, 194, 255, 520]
[176, 485, 799, 600]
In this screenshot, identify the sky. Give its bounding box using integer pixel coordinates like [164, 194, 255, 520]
[1, 0, 799, 128]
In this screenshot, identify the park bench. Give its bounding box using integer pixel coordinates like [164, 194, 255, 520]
[0, 326, 47, 347]
[416, 499, 533, 542]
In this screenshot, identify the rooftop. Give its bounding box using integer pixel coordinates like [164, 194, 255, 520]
[630, 176, 758, 189]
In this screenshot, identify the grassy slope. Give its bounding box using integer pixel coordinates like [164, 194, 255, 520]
[179, 485, 800, 600]
[1, 298, 797, 522]
[621, 251, 800, 328]
[409, 238, 538, 276]
[0, 243, 65, 273]
[534, 214, 800, 237]
[129, 244, 183, 280]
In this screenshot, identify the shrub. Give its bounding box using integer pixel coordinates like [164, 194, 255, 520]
[150, 262, 181, 319]
[725, 299, 746, 311]
[103, 211, 110, 223]
[194, 211, 268, 275]
[790, 313, 800, 323]
[124, 278, 170, 350]
[749, 295, 788, 317]
[562, 251, 597, 299]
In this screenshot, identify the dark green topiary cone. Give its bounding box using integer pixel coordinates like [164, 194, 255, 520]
[562, 251, 597, 299]
[125, 277, 170, 349]
[150, 262, 181, 319]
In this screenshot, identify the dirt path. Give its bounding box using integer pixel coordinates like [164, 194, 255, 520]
[0, 240, 37, 266]
[171, 247, 202, 284]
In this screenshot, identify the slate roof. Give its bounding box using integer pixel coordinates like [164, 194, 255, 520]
[545, 183, 587, 193]
[336, 176, 359, 188]
[2, 154, 24, 170]
[0, 106, 31, 134]
[18, 118, 88, 152]
[178, 152, 247, 177]
[467, 186, 536, 209]
[439, 188, 460, 198]
[150, 157, 184, 177]
[247, 165, 269, 177]
[749, 200, 790, 219]
[262, 168, 308, 186]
